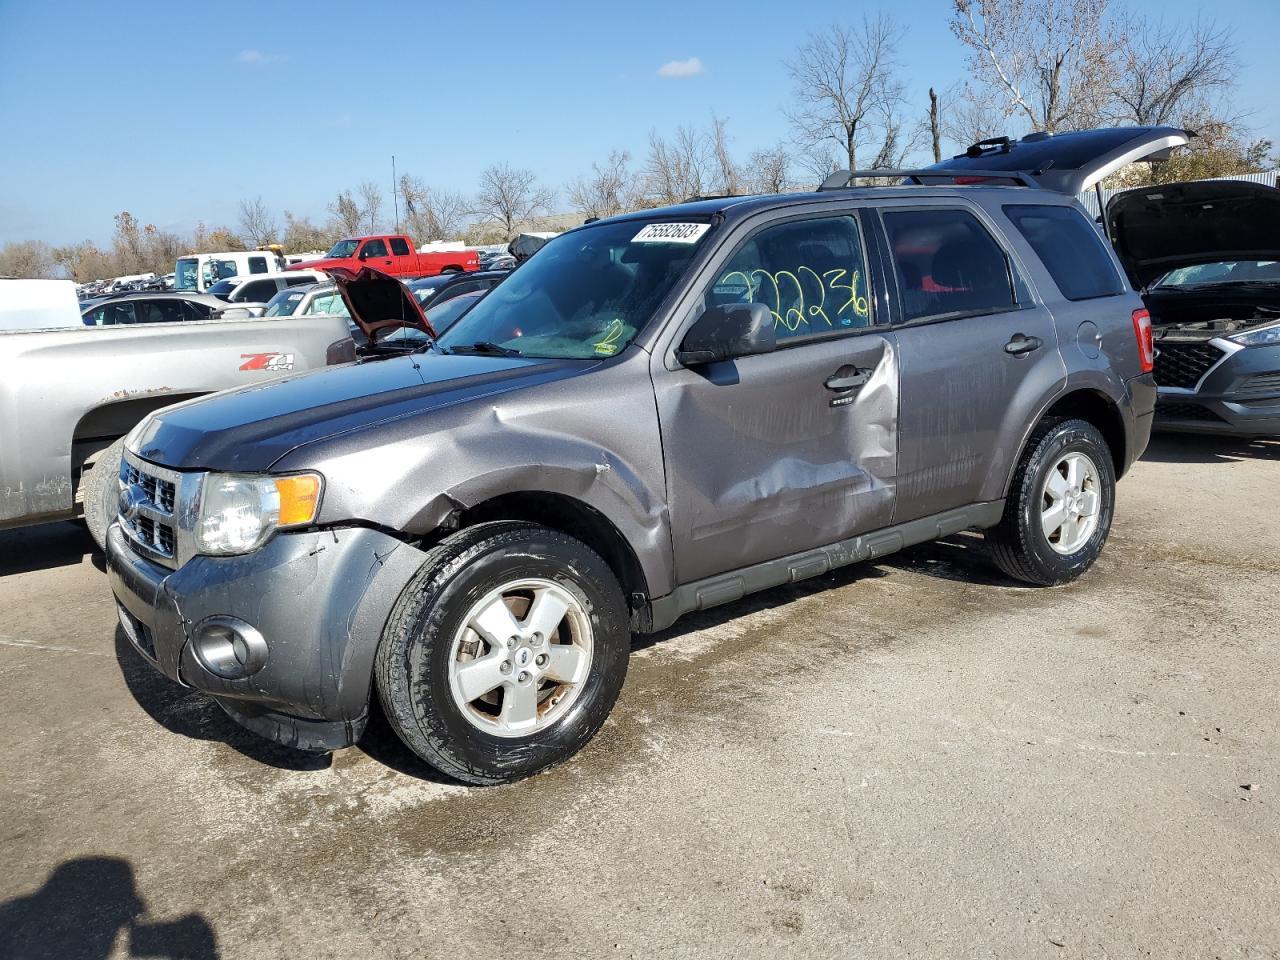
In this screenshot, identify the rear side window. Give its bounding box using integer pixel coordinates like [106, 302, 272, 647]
[248, 256, 269, 274]
[705, 215, 877, 343]
[389, 237, 410, 256]
[883, 208, 1016, 322]
[1004, 204, 1125, 300]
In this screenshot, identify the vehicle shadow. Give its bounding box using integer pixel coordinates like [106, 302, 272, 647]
[0, 521, 98, 577]
[1142, 432, 1280, 464]
[355, 699, 466, 786]
[0, 855, 218, 959]
[113, 626, 332, 773]
[878, 532, 1029, 588]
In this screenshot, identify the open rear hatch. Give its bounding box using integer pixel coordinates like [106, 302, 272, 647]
[326, 266, 436, 346]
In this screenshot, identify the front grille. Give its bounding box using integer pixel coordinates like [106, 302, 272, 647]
[1155, 401, 1224, 422]
[122, 462, 176, 513]
[1153, 342, 1226, 389]
[1237, 371, 1280, 401]
[118, 455, 179, 566]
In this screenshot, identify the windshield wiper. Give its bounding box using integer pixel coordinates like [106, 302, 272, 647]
[445, 341, 523, 357]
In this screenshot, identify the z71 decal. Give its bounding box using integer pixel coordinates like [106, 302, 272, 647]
[240, 352, 295, 372]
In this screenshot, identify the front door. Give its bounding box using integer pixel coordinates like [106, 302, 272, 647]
[654, 211, 899, 585]
[883, 203, 1066, 520]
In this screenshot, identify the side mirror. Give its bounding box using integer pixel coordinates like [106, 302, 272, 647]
[357, 247, 370, 260]
[675, 303, 776, 366]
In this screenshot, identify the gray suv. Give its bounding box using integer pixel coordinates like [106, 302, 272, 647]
[107, 127, 1171, 784]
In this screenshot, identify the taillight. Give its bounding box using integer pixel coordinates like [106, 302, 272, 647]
[1131, 308, 1154, 373]
[326, 337, 356, 365]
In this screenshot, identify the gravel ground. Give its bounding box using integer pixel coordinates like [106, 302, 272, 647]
[1, 433, 1277, 960]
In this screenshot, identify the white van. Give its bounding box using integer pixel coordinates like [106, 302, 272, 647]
[173, 250, 287, 293]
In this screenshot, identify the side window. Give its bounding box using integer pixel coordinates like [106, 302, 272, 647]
[304, 293, 349, 316]
[135, 300, 183, 324]
[285, 275, 313, 286]
[1003, 204, 1126, 300]
[248, 256, 269, 274]
[704, 215, 875, 343]
[181, 301, 212, 322]
[363, 239, 388, 258]
[883, 208, 1017, 322]
[389, 237, 410, 256]
[240, 280, 276, 302]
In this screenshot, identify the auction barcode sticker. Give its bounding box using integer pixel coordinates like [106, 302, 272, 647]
[632, 223, 710, 244]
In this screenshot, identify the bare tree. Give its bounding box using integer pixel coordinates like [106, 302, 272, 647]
[567, 150, 634, 219]
[281, 211, 333, 252]
[328, 190, 363, 236]
[236, 196, 278, 248]
[950, 0, 1118, 134]
[929, 88, 943, 162]
[398, 175, 471, 240]
[643, 126, 714, 204]
[939, 81, 1007, 148]
[474, 164, 555, 240]
[0, 240, 56, 279]
[52, 241, 115, 282]
[744, 144, 794, 194]
[111, 211, 145, 273]
[786, 15, 911, 172]
[357, 181, 383, 233]
[1107, 17, 1238, 127]
[709, 115, 742, 195]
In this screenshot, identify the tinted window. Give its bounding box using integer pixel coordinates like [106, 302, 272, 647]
[85, 302, 137, 325]
[207, 279, 238, 299]
[362, 239, 388, 258]
[237, 279, 278, 302]
[705, 215, 875, 342]
[883, 209, 1016, 321]
[1004, 204, 1124, 300]
[434, 280, 483, 305]
[181, 300, 212, 321]
[248, 256, 269, 274]
[285, 275, 314, 287]
[389, 237, 410, 256]
[133, 299, 185, 324]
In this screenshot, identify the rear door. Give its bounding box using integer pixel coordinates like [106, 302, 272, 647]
[882, 202, 1065, 520]
[653, 209, 899, 584]
[388, 236, 415, 275]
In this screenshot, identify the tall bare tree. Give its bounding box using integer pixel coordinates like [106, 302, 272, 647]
[236, 196, 278, 249]
[708, 115, 743, 195]
[643, 126, 714, 204]
[744, 144, 794, 194]
[328, 190, 363, 237]
[928, 88, 943, 162]
[567, 150, 635, 220]
[281, 211, 333, 252]
[357, 181, 383, 233]
[950, 0, 1118, 134]
[474, 164, 555, 240]
[398, 175, 470, 240]
[1107, 17, 1238, 127]
[786, 15, 910, 172]
[0, 240, 56, 279]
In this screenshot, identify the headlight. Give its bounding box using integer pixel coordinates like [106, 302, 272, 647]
[195, 473, 322, 555]
[1229, 322, 1280, 347]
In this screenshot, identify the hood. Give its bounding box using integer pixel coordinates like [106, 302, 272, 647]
[131, 351, 590, 472]
[326, 266, 436, 341]
[1106, 179, 1280, 289]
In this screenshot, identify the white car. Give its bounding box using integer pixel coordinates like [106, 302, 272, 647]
[205, 271, 330, 311]
[261, 282, 350, 319]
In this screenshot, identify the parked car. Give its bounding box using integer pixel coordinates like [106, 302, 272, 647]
[81, 291, 259, 325]
[291, 234, 479, 278]
[106, 127, 1170, 785]
[261, 282, 350, 319]
[1, 306, 354, 547]
[205, 271, 329, 309]
[407, 269, 508, 308]
[174, 250, 287, 293]
[1103, 179, 1280, 435]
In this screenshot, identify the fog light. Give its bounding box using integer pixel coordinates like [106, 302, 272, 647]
[192, 616, 268, 679]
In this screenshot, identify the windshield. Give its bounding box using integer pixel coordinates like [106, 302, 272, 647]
[326, 239, 359, 259]
[1156, 261, 1280, 288]
[207, 279, 239, 299]
[435, 219, 711, 359]
[265, 290, 306, 317]
[175, 258, 198, 291]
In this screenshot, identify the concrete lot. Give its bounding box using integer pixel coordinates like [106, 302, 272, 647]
[1, 434, 1278, 959]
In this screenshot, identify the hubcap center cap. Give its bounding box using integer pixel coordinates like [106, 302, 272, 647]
[514, 646, 533, 669]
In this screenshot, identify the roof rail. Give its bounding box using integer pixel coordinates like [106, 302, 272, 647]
[680, 193, 743, 203]
[817, 168, 1040, 191]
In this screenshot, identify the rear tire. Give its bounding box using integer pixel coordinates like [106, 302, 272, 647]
[82, 436, 126, 552]
[985, 418, 1115, 586]
[375, 522, 630, 785]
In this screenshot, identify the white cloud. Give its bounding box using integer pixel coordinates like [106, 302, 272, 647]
[657, 57, 704, 79]
[237, 49, 282, 65]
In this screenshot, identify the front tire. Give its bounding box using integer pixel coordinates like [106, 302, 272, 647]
[375, 522, 630, 785]
[82, 436, 126, 552]
[985, 418, 1115, 586]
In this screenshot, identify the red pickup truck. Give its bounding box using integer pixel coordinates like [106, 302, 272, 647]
[292, 235, 478, 278]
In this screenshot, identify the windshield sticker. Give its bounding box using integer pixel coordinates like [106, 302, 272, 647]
[632, 223, 709, 244]
[593, 319, 625, 355]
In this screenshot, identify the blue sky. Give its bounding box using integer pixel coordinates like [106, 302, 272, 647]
[1, 0, 1277, 246]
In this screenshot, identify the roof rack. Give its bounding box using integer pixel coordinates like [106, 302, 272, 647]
[680, 193, 743, 203]
[817, 168, 1040, 191]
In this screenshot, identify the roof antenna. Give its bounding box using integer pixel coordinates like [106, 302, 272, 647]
[391, 154, 401, 234]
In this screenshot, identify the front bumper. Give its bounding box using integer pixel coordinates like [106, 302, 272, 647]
[106, 522, 427, 751]
[1155, 339, 1280, 436]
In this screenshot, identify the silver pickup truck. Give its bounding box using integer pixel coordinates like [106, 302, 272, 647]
[0, 310, 354, 547]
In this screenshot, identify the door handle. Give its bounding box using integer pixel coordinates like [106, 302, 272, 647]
[824, 368, 871, 392]
[1004, 333, 1043, 356]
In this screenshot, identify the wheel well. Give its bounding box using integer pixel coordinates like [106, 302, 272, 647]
[456, 492, 649, 600]
[1040, 390, 1126, 476]
[71, 393, 205, 479]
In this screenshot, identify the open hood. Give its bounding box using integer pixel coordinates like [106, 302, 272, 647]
[929, 126, 1192, 195]
[1105, 179, 1280, 289]
[326, 266, 436, 342]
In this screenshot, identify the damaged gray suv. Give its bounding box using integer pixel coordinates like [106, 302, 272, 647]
[107, 127, 1174, 784]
